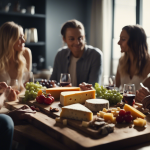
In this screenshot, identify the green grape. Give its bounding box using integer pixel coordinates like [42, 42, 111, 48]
[119, 94, 123, 99]
[96, 87, 101, 92]
[110, 93, 113, 97]
[111, 96, 115, 101]
[36, 81, 40, 85]
[101, 94, 105, 99]
[116, 96, 121, 102]
[25, 85, 29, 90]
[112, 89, 117, 94]
[30, 87, 34, 91]
[26, 82, 30, 86]
[107, 93, 111, 100]
[95, 83, 99, 88]
[116, 92, 120, 96]
[108, 90, 111, 93]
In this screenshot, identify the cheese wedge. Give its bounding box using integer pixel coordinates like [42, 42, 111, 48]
[60, 90, 96, 106]
[124, 104, 146, 119]
[60, 103, 93, 121]
[46, 87, 80, 99]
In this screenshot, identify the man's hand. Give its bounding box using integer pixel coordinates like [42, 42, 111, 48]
[8, 105, 36, 123]
[135, 87, 150, 103]
[79, 82, 93, 91]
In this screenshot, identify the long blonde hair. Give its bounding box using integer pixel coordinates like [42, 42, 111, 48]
[119, 25, 149, 77]
[0, 21, 26, 80]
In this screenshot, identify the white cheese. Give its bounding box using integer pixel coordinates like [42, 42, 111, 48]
[60, 103, 93, 121]
[85, 99, 109, 112]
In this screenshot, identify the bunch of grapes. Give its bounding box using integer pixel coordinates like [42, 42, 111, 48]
[39, 79, 58, 88]
[24, 82, 46, 102]
[94, 83, 123, 105]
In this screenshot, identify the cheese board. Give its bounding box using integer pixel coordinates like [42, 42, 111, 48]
[5, 100, 150, 150]
[26, 99, 103, 138]
[23, 99, 150, 139]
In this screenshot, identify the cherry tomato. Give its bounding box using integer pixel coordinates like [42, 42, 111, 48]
[36, 96, 44, 104]
[44, 97, 52, 104]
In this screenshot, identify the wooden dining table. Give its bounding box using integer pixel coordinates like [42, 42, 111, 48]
[5, 100, 150, 150]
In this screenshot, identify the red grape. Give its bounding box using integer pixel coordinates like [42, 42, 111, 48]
[116, 115, 124, 123]
[124, 115, 133, 123]
[119, 110, 126, 117]
[125, 111, 131, 116]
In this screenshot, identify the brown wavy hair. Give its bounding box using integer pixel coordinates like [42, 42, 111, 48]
[119, 25, 149, 76]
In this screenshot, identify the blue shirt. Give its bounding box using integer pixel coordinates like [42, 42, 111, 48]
[50, 45, 103, 86]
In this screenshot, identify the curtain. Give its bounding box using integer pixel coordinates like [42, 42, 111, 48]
[90, 0, 113, 83]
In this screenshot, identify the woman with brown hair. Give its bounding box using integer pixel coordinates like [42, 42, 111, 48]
[50, 19, 103, 86]
[116, 25, 150, 91]
[0, 21, 32, 101]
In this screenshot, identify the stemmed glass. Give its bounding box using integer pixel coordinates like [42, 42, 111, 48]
[123, 84, 136, 106]
[60, 73, 71, 87]
[103, 75, 115, 90]
[10, 79, 19, 91]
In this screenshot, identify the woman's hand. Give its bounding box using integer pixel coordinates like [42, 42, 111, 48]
[8, 105, 36, 123]
[0, 82, 8, 94]
[0, 86, 11, 109]
[135, 87, 150, 103]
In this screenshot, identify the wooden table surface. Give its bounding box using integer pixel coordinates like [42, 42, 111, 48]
[5, 100, 150, 150]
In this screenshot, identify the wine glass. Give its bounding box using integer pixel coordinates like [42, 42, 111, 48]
[60, 73, 71, 87]
[29, 72, 34, 82]
[10, 79, 19, 91]
[103, 75, 115, 90]
[123, 84, 135, 106]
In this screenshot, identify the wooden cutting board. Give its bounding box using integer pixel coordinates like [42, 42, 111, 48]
[5, 100, 150, 150]
[26, 99, 102, 138]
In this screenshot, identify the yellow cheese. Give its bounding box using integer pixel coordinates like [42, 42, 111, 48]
[133, 118, 146, 127]
[124, 104, 146, 119]
[63, 119, 67, 125]
[99, 111, 106, 118]
[112, 117, 116, 124]
[60, 103, 93, 121]
[103, 113, 114, 122]
[60, 90, 95, 106]
[46, 87, 80, 99]
[82, 121, 89, 127]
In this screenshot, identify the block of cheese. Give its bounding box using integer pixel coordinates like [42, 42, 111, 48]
[60, 90, 95, 106]
[60, 103, 93, 121]
[85, 99, 109, 112]
[46, 87, 80, 99]
[103, 113, 114, 122]
[133, 118, 146, 127]
[124, 104, 146, 119]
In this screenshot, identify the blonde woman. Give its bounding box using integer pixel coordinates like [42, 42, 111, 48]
[0, 22, 32, 100]
[116, 25, 150, 91]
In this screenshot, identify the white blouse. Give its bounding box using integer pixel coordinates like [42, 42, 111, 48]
[120, 75, 144, 91]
